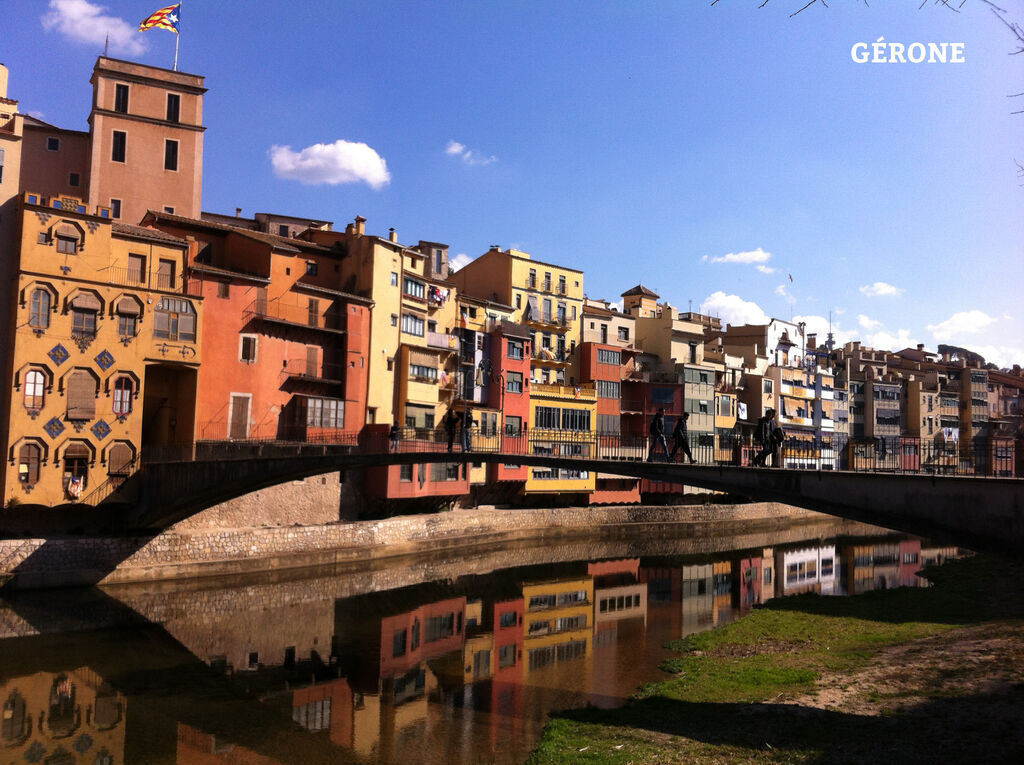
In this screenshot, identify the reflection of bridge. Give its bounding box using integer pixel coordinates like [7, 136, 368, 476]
[7, 430, 1019, 557]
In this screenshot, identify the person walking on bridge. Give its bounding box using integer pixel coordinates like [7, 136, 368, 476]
[671, 412, 696, 464]
[647, 408, 670, 462]
[753, 409, 779, 467]
[443, 409, 461, 453]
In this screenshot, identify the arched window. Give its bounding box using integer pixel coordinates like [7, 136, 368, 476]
[153, 297, 196, 342]
[115, 297, 141, 339]
[1, 690, 27, 743]
[107, 443, 133, 481]
[24, 369, 45, 411]
[112, 377, 133, 416]
[66, 370, 97, 420]
[70, 293, 101, 338]
[18, 443, 41, 486]
[63, 443, 90, 497]
[29, 289, 51, 328]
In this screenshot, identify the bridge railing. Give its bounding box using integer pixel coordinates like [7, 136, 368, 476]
[135, 428, 1018, 478]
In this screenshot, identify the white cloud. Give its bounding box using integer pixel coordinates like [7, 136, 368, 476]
[756, 265, 776, 274]
[445, 139, 497, 166]
[448, 252, 473, 273]
[699, 291, 769, 327]
[703, 247, 772, 265]
[859, 281, 905, 298]
[926, 310, 997, 342]
[774, 284, 796, 305]
[861, 328, 917, 353]
[268, 140, 390, 189]
[792, 314, 855, 348]
[858, 314, 882, 331]
[950, 343, 1024, 370]
[41, 0, 145, 56]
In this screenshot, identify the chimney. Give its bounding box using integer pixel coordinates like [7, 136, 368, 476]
[235, 207, 242, 218]
[941, 351, 950, 363]
[489, 244, 500, 252]
[354, 216, 366, 236]
[345, 223, 354, 236]
[388, 227, 397, 243]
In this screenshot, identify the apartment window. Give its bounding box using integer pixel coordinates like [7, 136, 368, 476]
[306, 397, 344, 428]
[111, 131, 126, 162]
[435, 248, 443, 273]
[504, 415, 522, 436]
[164, 139, 178, 171]
[399, 464, 413, 482]
[558, 275, 566, 294]
[410, 364, 437, 381]
[166, 92, 180, 122]
[217, 281, 230, 298]
[515, 294, 522, 309]
[24, 369, 46, 411]
[18, 443, 41, 486]
[596, 380, 620, 399]
[390, 313, 398, 327]
[535, 406, 560, 429]
[763, 380, 773, 394]
[114, 83, 129, 113]
[163, 206, 174, 214]
[239, 335, 257, 363]
[72, 306, 97, 338]
[117, 311, 138, 339]
[29, 289, 51, 329]
[127, 254, 146, 283]
[561, 408, 591, 431]
[305, 261, 318, 276]
[68, 172, 80, 187]
[153, 297, 196, 341]
[47, 136, 60, 151]
[110, 199, 122, 219]
[56, 235, 78, 255]
[401, 313, 424, 337]
[506, 371, 523, 393]
[390, 271, 398, 286]
[112, 377, 134, 416]
[0, 148, 4, 183]
[507, 339, 524, 359]
[528, 268, 537, 288]
[157, 259, 176, 288]
[596, 348, 620, 366]
[688, 342, 698, 364]
[66, 371, 97, 420]
[618, 326, 629, 341]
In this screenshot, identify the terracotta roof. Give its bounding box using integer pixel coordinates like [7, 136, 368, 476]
[112, 222, 187, 246]
[143, 210, 337, 255]
[189, 262, 270, 284]
[621, 284, 659, 298]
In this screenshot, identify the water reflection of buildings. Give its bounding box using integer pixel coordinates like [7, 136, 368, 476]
[0, 537, 966, 764]
[1, 670, 125, 764]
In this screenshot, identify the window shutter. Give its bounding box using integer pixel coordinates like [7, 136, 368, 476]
[116, 297, 141, 315]
[66, 371, 96, 419]
[64, 441, 91, 460]
[409, 350, 435, 368]
[154, 310, 169, 335]
[179, 311, 196, 339]
[305, 346, 318, 376]
[107, 443, 133, 475]
[71, 293, 101, 311]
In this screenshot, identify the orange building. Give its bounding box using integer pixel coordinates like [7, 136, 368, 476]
[18, 57, 204, 227]
[142, 212, 371, 441]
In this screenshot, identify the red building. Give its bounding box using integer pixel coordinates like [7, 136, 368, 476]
[487, 321, 532, 484]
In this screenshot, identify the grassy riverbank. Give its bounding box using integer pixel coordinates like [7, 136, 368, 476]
[527, 554, 1024, 764]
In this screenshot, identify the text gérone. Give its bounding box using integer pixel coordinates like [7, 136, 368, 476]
[851, 37, 965, 64]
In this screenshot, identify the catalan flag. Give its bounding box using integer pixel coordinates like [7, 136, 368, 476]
[139, 3, 181, 34]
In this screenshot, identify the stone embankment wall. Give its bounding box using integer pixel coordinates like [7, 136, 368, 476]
[0, 502, 835, 590]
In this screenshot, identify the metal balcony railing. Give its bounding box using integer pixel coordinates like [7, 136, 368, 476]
[243, 298, 344, 332]
[281, 358, 345, 382]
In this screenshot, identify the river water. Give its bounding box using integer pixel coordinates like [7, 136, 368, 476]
[0, 522, 961, 764]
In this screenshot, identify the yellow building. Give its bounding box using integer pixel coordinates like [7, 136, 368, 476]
[527, 382, 597, 494]
[449, 246, 583, 387]
[521, 576, 594, 677]
[307, 221, 459, 431]
[3, 192, 201, 506]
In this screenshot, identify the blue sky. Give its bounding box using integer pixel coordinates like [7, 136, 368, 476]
[6, 1, 1024, 366]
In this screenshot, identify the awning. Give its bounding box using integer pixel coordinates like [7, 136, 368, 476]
[408, 350, 436, 368]
[71, 293, 101, 311]
[116, 297, 141, 315]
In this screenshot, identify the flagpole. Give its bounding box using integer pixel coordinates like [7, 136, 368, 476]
[173, 1, 181, 70]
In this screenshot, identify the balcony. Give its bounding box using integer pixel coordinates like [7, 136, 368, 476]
[426, 331, 459, 351]
[780, 381, 815, 400]
[281, 358, 344, 384]
[525, 313, 570, 330]
[243, 298, 345, 334]
[532, 347, 571, 366]
[103, 266, 197, 296]
[532, 382, 597, 401]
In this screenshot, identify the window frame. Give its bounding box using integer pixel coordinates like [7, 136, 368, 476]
[239, 334, 258, 364]
[111, 130, 126, 163]
[114, 83, 130, 113]
[29, 289, 51, 329]
[24, 369, 46, 411]
[112, 377, 134, 416]
[166, 92, 181, 122]
[164, 139, 179, 171]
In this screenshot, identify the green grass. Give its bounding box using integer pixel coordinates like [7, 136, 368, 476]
[526, 554, 1024, 764]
